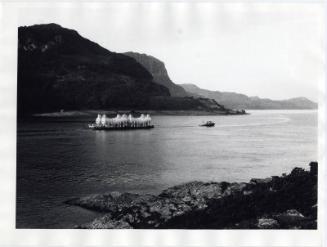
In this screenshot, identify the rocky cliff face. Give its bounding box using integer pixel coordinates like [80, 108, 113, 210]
[66, 162, 317, 229]
[124, 52, 188, 97]
[181, 84, 318, 110]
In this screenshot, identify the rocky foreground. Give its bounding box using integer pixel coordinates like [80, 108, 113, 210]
[66, 162, 317, 229]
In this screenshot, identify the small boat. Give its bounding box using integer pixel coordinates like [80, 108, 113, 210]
[199, 121, 215, 127]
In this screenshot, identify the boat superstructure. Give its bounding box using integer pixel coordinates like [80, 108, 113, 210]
[89, 113, 154, 130]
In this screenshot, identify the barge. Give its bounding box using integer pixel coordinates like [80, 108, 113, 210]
[89, 113, 154, 130]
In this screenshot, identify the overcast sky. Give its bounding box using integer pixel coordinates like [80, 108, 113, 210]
[18, 3, 324, 101]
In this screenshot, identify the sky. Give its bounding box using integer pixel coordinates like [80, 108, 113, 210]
[18, 2, 324, 101]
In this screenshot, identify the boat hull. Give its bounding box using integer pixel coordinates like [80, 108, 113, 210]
[89, 125, 154, 130]
[199, 123, 215, 127]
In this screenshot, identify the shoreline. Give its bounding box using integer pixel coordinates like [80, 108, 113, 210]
[66, 162, 317, 229]
[30, 109, 318, 118]
[31, 110, 248, 117]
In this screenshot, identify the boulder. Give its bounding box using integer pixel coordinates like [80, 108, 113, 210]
[79, 214, 132, 229]
[273, 209, 312, 229]
[250, 177, 272, 185]
[257, 218, 280, 229]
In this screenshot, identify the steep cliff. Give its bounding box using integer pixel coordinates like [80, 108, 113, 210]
[124, 52, 188, 97]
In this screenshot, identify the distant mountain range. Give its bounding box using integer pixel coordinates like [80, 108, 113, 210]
[180, 84, 318, 110]
[18, 23, 233, 116]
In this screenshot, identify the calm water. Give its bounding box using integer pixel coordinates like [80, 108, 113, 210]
[16, 110, 318, 228]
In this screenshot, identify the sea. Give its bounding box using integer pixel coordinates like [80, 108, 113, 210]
[16, 110, 318, 228]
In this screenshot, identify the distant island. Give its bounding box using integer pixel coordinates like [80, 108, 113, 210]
[180, 84, 318, 110]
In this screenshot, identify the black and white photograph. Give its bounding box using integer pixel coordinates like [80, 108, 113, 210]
[10, 2, 322, 232]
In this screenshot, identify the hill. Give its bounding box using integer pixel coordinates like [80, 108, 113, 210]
[180, 84, 318, 110]
[18, 24, 237, 116]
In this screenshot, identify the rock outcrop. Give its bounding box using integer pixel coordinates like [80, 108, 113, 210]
[66, 162, 317, 229]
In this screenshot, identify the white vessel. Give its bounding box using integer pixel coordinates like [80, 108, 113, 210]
[89, 113, 154, 130]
